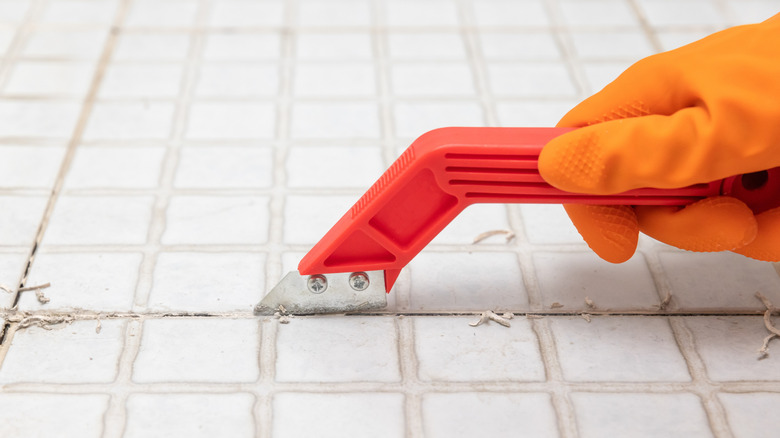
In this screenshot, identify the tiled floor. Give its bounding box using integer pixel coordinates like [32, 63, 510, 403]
[1, 0, 779, 437]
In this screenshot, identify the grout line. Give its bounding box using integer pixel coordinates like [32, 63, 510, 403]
[625, 0, 664, 53]
[11, 0, 131, 308]
[0, 0, 45, 90]
[543, 0, 590, 98]
[103, 319, 142, 438]
[531, 317, 579, 438]
[668, 317, 734, 438]
[397, 316, 424, 437]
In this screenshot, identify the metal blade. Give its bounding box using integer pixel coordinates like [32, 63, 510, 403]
[254, 270, 387, 315]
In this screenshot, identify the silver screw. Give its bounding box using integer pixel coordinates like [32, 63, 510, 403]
[349, 272, 369, 291]
[307, 275, 328, 294]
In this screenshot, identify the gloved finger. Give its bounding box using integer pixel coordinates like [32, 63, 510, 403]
[733, 206, 780, 261]
[539, 106, 752, 195]
[635, 197, 757, 253]
[563, 204, 638, 263]
[556, 54, 678, 128]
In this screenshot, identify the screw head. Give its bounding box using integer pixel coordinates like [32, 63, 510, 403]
[349, 272, 369, 291]
[307, 275, 328, 294]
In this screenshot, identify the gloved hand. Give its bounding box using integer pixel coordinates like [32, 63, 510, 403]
[538, 14, 780, 263]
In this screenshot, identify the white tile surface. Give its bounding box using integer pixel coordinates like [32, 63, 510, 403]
[273, 393, 405, 438]
[394, 101, 483, 139]
[4, 61, 95, 96]
[550, 316, 691, 382]
[558, 0, 639, 27]
[133, 318, 259, 383]
[297, 0, 371, 27]
[195, 63, 278, 97]
[40, 0, 118, 25]
[162, 196, 269, 245]
[637, 0, 726, 27]
[571, 392, 712, 438]
[125, 393, 256, 438]
[0, 320, 124, 383]
[294, 62, 376, 97]
[414, 316, 545, 381]
[0, 145, 65, 189]
[534, 252, 660, 310]
[488, 63, 578, 98]
[21, 252, 142, 311]
[286, 146, 383, 188]
[388, 32, 466, 60]
[99, 64, 183, 98]
[296, 33, 372, 60]
[126, 1, 199, 28]
[202, 34, 279, 60]
[84, 102, 175, 140]
[175, 146, 273, 189]
[0, 101, 82, 139]
[392, 63, 475, 97]
[209, 1, 284, 27]
[0, 196, 49, 246]
[385, 0, 459, 27]
[114, 33, 191, 61]
[22, 30, 107, 59]
[479, 32, 560, 60]
[65, 146, 165, 189]
[430, 204, 511, 245]
[718, 393, 780, 438]
[283, 195, 356, 245]
[275, 316, 400, 382]
[473, 0, 550, 27]
[422, 393, 559, 438]
[149, 252, 264, 312]
[0, 394, 108, 438]
[290, 102, 380, 139]
[44, 196, 154, 245]
[186, 102, 276, 140]
[519, 204, 583, 244]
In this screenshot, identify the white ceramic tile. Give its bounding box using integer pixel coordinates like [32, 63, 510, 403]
[186, 102, 275, 139]
[496, 101, 575, 126]
[407, 252, 528, 311]
[422, 393, 559, 437]
[0, 1, 29, 22]
[488, 63, 577, 97]
[582, 61, 632, 93]
[294, 62, 375, 97]
[0, 394, 108, 438]
[0, 28, 14, 55]
[0, 145, 65, 188]
[659, 252, 780, 311]
[297, 0, 371, 27]
[149, 252, 264, 312]
[40, 0, 118, 25]
[551, 316, 691, 382]
[518, 204, 582, 243]
[162, 196, 269, 244]
[414, 316, 545, 381]
[393, 101, 483, 139]
[44, 196, 154, 245]
[479, 32, 560, 60]
[175, 146, 273, 188]
[473, 0, 550, 27]
[125, 393, 256, 438]
[392, 63, 474, 97]
[558, 0, 639, 27]
[4, 61, 95, 96]
[296, 33, 372, 60]
[534, 252, 660, 310]
[65, 146, 165, 189]
[0, 252, 27, 307]
[570, 30, 654, 59]
[0, 100, 81, 138]
[203, 34, 279, 60]
[273, 393, 405, 438]
[387, 32, 466, 60]
[126, 1, 199, 27]
[430, 204, 511, 245]
[20, 252, 142, 311]
[283, 195, 356, 245]
[657, 30, 716, 51]
[0, 196, 48, 246]
[99, 64, 184, 98]
[84, 102, 175, 140]
[726, 0, 778, 24]
[684, 316, 780, 381]
[286, 145, 383, 188]
[718, 393, 780, 438]
[22, 30, 107, 59]
[195, 63, 278, 97]
[133, 318, 259, 382]
[113, 33, 191, 61]
[275, 316, 400, 382]
[0, 320, 124, 383]
[571, 393, 712, 438]
[636, 0, 726, 27]
[210, 1, 284, 27]
[290, 102, 380, 139]
[385, 0, 459, 27]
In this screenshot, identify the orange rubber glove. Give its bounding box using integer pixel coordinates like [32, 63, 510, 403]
[538, 14, 780, 263]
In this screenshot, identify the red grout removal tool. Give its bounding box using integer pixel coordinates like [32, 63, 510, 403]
[255, 127, 780, 314]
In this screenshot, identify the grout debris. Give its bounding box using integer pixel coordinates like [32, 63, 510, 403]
[658, 291, 673, 311]
[581, 313, 592, 323]
[585, 296, 595, 309]
[550, 302, 563, 309]
[273, 305, 292, 324]
[472, 229, 515, 244]
[469, 310, 512, 328]
[756, 292, 780, 359]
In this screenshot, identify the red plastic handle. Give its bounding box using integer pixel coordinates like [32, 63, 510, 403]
[299, 127, 780, 291]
